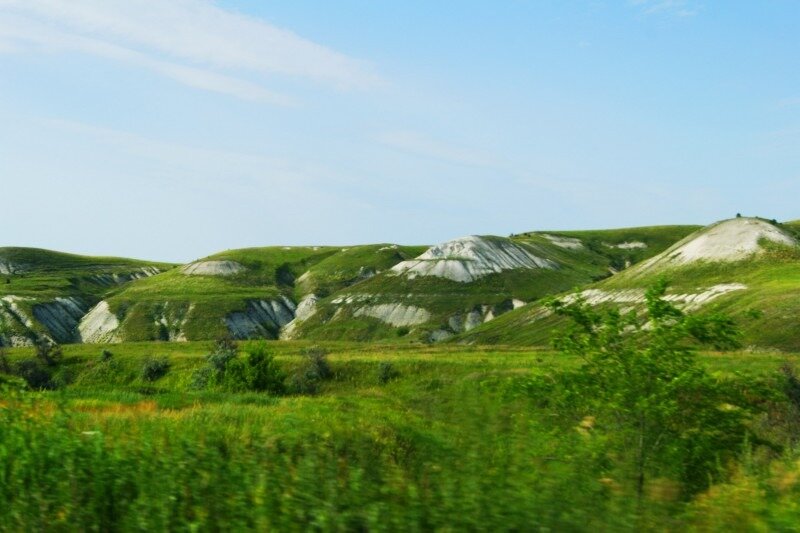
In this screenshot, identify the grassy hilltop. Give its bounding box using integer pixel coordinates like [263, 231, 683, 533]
[460, 218, 800, 351]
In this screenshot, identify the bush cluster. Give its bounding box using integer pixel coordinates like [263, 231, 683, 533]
[287, 345, 333, 394]
[141, 357, 171, 382]
[193, 337, 286, 394]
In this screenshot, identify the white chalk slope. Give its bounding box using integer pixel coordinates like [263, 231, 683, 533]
[391, 236, 556, 283]
[637, 218, 797, 272]
[182, 260, 245, 276]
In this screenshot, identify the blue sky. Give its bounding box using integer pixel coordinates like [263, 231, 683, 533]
[0, 0, 798, 262]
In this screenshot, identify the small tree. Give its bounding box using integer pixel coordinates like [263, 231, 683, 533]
[0, 344, 10, 375]
[207, 335, 238, 373]
[232, 343, 285, 394]
[34, 338, 62, 367]
[546, 279, 746, 498]
[288, 346, 333, 394]
[141, 357, 170, 382]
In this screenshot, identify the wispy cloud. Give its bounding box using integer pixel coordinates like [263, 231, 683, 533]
[0, 0, 381, 103]
[630, 0, 700, 17]
[778, 97, 800, 108]
[378, 130, 497, 168]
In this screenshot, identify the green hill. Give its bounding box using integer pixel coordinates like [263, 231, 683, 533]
[0, 247, 171, 345]
[287, 226, 698, 343]
[86, 244, 426, 343]
[458, 218, 800, 351]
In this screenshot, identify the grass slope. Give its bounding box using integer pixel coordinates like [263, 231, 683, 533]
[105, 245, 425, 341]
[459, 219, 800, 351]
[291, 227, 697, 343]
[0, 247, 172, 345]
[1, 341, 796, 530]
[0, 247, 173, 299]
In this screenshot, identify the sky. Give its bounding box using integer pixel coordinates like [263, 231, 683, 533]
[0, 0, 798, 262]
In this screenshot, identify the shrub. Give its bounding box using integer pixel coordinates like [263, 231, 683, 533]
[16, 358, 55, 390]
[100, 349, 113, 362]
[190, 366, 214, 390]
[544, 278, 747, 498]
[0, 344, 10, 374]
[34, 338, 62, 367]
[207, 335, 238, 373]
[377, 361, 400, 384]
[300, 345, 332, 380]
[289, 346, 333, 395]
[241, 343, 285, 394]
[141, 357, 170, 382]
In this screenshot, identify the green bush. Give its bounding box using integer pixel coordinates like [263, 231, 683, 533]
[288, 346, 333, 395]
[377, 361, 400, 384]
[542, 278, 748, 498]
[207, 335, 238, 373]
[141, 357, 170, 382]
[15, 358, 55, 390]
[34, 338, 62, 367]
[240, 343, 285, 394]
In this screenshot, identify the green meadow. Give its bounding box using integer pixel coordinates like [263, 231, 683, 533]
[3, 340, 800, 531]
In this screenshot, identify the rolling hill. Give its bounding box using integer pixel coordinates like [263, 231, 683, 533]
[78, 244, 427, 343]
[0, 247, 171, 345]
[280, 226, 699, 342]
[7, 218, 799, 349]
[458, 217, 800, 351]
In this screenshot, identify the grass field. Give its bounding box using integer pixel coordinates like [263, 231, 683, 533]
[3, 340, 800, 530]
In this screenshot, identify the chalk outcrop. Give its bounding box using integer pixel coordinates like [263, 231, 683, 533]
[392, 236, 556, 283]
[353, 303, 431, 327]
[638, 218, 796, 271]
[79, 301, 121, 343]
[32, 297, 88, 343]
[225, 297, 296, 339]
[88, 267, 161, 287]
[563, 283, 748, 312]
[542, 234, 584, 250]
[182, 260, 245, 276]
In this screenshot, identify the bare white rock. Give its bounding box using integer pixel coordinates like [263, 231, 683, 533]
[610, 241, 648, 250]
[564, 283, 748, 312]
[638, 218, 796, 271]
[391, 236, 556, 283]
[79, 301, 121, 344]
[542, 234, 584, 250]
[182, 260, 245, 276]
[353, 303, 431, 327]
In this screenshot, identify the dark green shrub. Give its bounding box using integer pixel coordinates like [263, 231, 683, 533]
[35, 338, 62, 367]
[377, 361, 400, 384]
[289, 346, 333, 395]
[207, 335, 238, 373]
[141, 357, 170, 382]
[100, 349, 113, 362]
[0, 344, 10, 374]
[545, 279, 747, 498]
[190, 366, 214, 390]
[16, 358, 55, 390]
[300, 345, 332, 380]
[241, 343, 285, 394]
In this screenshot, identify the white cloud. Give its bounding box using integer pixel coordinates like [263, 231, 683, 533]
[0, 0, 380, 102]
[778, 97, 800, 108]
[630, 0, 699, 17]
[378, 130, 497, 168]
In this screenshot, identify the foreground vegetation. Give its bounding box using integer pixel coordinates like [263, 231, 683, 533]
[3, 293, 800, 530]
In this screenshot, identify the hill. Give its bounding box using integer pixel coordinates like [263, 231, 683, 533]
[80, 244, 426, 343]
[458, 218, 800, 351]
[285, 225, 698, 342]
[0, 247, 171, 345]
